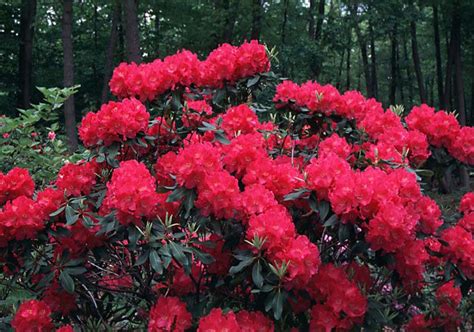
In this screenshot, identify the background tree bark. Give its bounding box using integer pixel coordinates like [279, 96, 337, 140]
[403, 38, 414, 103]
[308, 0, 315, 39]
[62, 0, 78, 152]
[314, 0, 325, 41]
[433, 4, 444, 109]
[281, 0, 289, 44]
[369, 21, 378, 98]
[101, 1, 120, 105]
[123, 0, 141, 63]
[389, 24, 398, 105]
[17, 0, 36, 110]
[410, 19, 426, 103]
[251, 0, 263, 40]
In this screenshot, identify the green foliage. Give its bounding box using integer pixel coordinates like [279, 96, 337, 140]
[0, 86, 83, 185]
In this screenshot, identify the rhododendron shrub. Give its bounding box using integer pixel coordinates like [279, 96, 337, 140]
[1, 40, 473, 331]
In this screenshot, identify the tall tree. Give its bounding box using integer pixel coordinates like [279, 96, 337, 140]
[308, 0, 316, 39]
[410, 5, 426, 103]
[62, 0, 78, 152]
[369, 20, 378, 98]
[154, 2, 160, 56]
[345, 29, 352, 91]
[351, 5, 371, 97]
[389, 23, 398, 105]
[251, 0, 263, 40]
[433, 3, 445, 109]
[451, 0, 465, 126]
[314, 0, 325, 41]
[123, 0, 141, 63]
[221, 0, 238, 43]
[281, 0, 289, 44]
[101, 2, 120, 104]
[403, 38, 414, 103]
[17, 0, 37, 110]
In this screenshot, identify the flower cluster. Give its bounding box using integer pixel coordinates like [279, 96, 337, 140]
[56, 160, 98, 197]
[110, 40, 269, 101]
[197, 308, 274, 332]
[308, 264, 367, 331]
[406, 104, 474, 165]
[274, 80, 474, 166]
[0, 167, 35, 204]
[79, 98, 149, 147]
[102, 160, 159, 224]
[148, 296, 192, 332]
[11, 299, 53, 332]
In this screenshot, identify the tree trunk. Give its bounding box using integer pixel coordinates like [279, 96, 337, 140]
[154, 2, 160, 55]
[452, 1, 465, 126]
[403, 38, 414, 103]
[101, 1, 120, 105]
[351, 4, 371, 97]
[62, 0, 78, 152]
[123, 0, 141, 63]
[369, 22, 378, 98]
[335, 49, 345, 90]
[433, 4, 444, 109]
[17, 0, 36, 110]
[397, 41, 404, 105]
[389, 24, 397, 105]
[308, 0, 315, 39]
[410, 19, 426, 103]
[251, 0, 263, 40]
[281, 0, 289, 44]
[345, 30, 352, 90]
[471, 76, 474, 125]
[222, 0, 238, 43]
[314, 0, 325, 41]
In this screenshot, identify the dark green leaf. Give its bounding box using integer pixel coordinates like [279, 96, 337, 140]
[229, 257, 254, 274]
[167, 187, 187, 203]
[59, 271, 75, 293]
[318, 200, 330, 221]
[323, 214, 339, 227]
[65, 205, 79, 226]
[246, 75, 260, 88]
[49, 205, 65, 217]
[338, 223, 351, 242]
[215, 131, 231, 145]
[149, 250, 163, 274]
[64, 267, 87, 275]
[252, 261, 264, 288]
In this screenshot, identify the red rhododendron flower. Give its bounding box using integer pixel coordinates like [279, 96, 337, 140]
[148, 296, 192, 332]
[42, 282, 77, 315]
[459, 192, 474, 214]
[56, 325, 74, 332]
[102, 160, 159, 224]
[318, 134, 352, 159]
[235, 310, 274, 332]
[11, 299, 53, 332]
[440, 225, 474, 278]
[197, 308, 240, 332]
[171, 142, 222, 189]
[366, 202, 418, 253]
[56, 160, 98, 197]
[195, 170, 241, 219]
[0, 167, 35, 205]
[0, 196, 46, 246]
[305, 153, 351, 200]
[79, 98, 149, 147]
[246, 205, 295, 252]
[271, 235, 320, 289]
